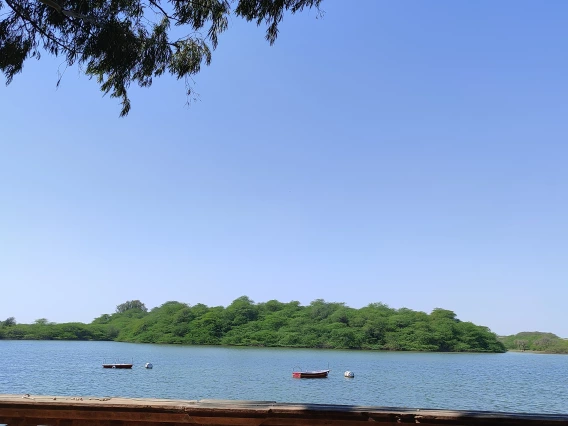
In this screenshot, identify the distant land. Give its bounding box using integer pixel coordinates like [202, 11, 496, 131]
[1, 298, 565, 354]
[498, 332, 568, 354]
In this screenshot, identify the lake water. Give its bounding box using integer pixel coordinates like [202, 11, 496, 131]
[1, 340, 567, 414]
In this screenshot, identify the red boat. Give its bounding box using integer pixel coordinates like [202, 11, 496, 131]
[292, 369, 330, 378]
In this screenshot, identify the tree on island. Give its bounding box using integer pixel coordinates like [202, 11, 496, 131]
[1, 317, 16, 327]
[0, 0, 322, 115]
[116, 299, 148, 313]
[515, 339, 528, 351]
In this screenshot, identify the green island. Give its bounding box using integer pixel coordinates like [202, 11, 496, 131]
[498, 331, 568, 354]
[0, 297, 564, 354]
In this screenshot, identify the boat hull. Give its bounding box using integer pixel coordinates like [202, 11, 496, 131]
[102, 364, 133, 369]
[292, 370, 329, 378]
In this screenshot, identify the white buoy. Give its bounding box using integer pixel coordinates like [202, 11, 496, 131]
[344, 371, 354, 378]
[145, 363, 153, 369]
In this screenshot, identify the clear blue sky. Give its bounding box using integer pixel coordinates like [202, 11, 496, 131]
[1, 0, 567, 337]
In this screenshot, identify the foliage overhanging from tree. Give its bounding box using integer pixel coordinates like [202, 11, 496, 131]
[0, 297, 512, 353]
[0, 0, 322, 115]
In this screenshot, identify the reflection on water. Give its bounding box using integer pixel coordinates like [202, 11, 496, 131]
[1, 340, 567, 413]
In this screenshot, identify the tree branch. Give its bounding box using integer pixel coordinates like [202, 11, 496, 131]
[36, 0, 97, 23]
[4, 0, 74, 53]
[148, 0, 178, 23]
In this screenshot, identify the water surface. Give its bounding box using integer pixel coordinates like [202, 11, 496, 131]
[1, 340, 566, 414]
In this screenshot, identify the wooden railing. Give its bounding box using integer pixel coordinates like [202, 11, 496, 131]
[0, 394, 566, 426]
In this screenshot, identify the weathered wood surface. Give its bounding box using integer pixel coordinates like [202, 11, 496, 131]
[0, 394, 566, 426]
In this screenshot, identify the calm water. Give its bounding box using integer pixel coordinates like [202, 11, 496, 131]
[0, 340, 567, 414]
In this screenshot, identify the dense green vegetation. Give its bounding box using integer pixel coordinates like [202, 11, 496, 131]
[0, 317, 117, 341]
[499, 332, 568, 354]
[0, 297, 506, 352]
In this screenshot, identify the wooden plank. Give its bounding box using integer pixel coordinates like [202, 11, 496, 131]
[0, 408, 191, 423]
[0, 395, 567, 426]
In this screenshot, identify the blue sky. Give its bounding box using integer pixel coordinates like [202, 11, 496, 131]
[1, 1, 567, 337]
